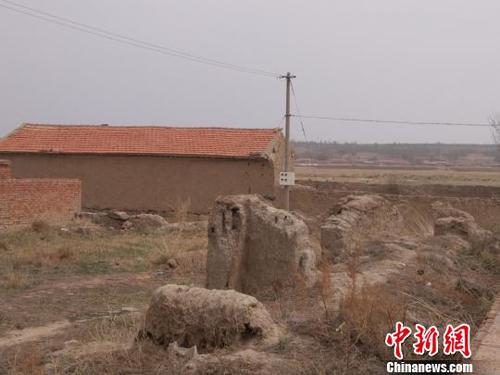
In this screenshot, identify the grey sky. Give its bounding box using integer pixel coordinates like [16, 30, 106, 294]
[1, 0, 499, 143]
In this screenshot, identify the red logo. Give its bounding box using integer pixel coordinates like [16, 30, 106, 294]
[443, 324, 471, 358]
[386, 323, 471, 360]
[385, 322, 412, 360]
[413, 324, 440, 356]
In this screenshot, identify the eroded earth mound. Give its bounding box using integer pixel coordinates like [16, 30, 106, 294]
[140, 284, 280, 352]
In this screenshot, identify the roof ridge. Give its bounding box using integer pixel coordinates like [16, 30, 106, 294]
[22, 123, 279, 131]
[0, 122, 28, 140]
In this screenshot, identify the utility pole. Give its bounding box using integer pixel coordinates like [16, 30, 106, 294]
[279, 72, 296, 211]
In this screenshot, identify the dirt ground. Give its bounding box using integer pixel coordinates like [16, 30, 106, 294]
[0, 179, 499, 374]
[297, 166, 500, 187]
[0, 220, 208, 374]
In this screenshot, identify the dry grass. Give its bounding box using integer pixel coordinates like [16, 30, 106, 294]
[0, 218, 209, 374]
[11, 245, 75, 270]
[85, 314, 140, 346]
[148, 230, 205, 268]
[346, 239, 363, 289]
[148, 237, 181, 266]
[0, 219, 208, 291]
[319, 262, 333, 320]
[31, 220, 51, 235]
[44, 314, 141, 375]
[296, 166, 500, 186]
[173, 198, 191, 224]
[8, 348, 45, 375]
[0, 271, 29, 290]
[1, 195, 498, 374]
[46, 339, 173, 375]
[337, 285, 407, 359]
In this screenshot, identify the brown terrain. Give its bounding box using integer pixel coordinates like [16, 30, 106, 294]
[0, 167, 499, 374]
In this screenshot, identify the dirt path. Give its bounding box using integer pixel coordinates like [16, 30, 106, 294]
[18, 272, 154, 295]
[0, 272, 164, 335]
[0, 320, 71, 349]
[474, 294, 500, 374]
[0, 272, 161, 373]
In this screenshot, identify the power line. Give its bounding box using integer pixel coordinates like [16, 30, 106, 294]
[292, 114, 492, 128]
[0, 0, 280, 78]
[273, 115, 286, 130]
[1, 0, 495, 131]
[290, 81, 308, 141]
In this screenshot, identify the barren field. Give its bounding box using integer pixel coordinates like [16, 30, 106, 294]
[0, 183, 499, 374]
[296, 166, 500, 187]
[0, 220, 208, 374]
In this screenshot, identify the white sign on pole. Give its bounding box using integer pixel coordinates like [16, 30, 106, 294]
[279, 172, 295, 186]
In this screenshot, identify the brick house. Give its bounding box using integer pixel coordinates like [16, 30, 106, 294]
[0, 124, 285, 213]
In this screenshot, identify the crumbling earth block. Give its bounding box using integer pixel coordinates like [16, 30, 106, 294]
[432, 201, 493, 244]
[320, 194, 400, 261]
[206, 195, 317, 294]
[141, 285, 279, 352]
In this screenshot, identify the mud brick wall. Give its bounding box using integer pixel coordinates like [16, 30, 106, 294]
[0, 160, 81, 227]
[4, 153, 283, 214]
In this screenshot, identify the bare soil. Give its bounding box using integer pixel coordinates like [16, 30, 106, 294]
[297, 166, 500, 187]
[0, 182, 498, 374]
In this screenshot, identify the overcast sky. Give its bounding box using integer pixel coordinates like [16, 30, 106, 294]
[1, 0, 499, 143]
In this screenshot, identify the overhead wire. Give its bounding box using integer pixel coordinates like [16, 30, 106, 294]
[0, 0, 495, 131]
[290, 80, 308, 141]
[0, 0, 280, 78]
[291, 114, 492, 128]
[275, 115, 285, 129]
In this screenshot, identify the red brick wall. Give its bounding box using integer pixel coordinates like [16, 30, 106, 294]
[0, 161, 81, 227]
[0, 160, 11, 179]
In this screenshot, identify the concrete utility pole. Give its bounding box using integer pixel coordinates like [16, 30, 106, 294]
[280, 72, 296, 211]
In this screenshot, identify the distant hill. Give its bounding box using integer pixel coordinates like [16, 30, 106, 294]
[292, 142, 500, 169]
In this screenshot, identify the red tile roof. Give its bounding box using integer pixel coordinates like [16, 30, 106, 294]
[0, 124, 281, 159]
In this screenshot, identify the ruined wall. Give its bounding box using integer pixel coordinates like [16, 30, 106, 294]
[3, 153, 281, 213]
[207, 195, 317, 295]
[0, 161, 81, 227]
[291, 183, 500, 232]
[320, 195, 401, 261]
